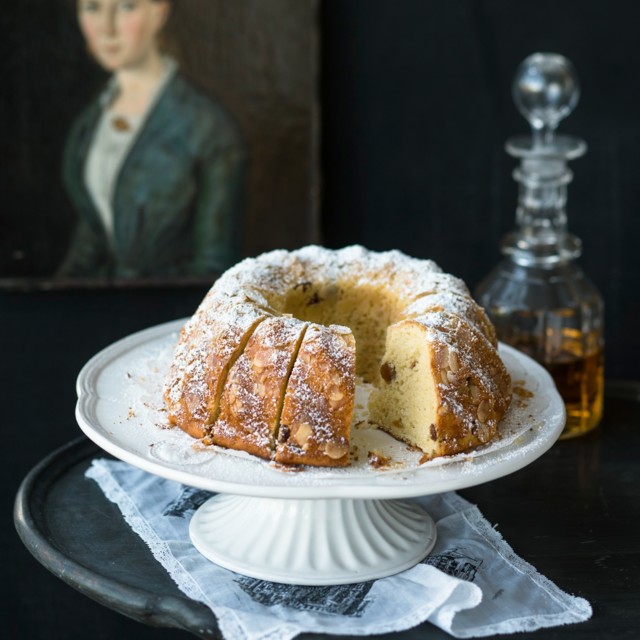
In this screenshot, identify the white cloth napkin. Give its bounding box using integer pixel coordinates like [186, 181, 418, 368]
[86, 459, 591, 639]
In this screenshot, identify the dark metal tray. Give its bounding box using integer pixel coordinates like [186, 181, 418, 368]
[14, 437, 219, 638]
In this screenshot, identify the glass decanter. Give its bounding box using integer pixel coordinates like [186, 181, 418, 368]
[476, 53, 604, 439]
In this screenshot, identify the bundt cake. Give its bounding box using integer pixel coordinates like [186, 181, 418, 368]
[164, 245, 511, 467]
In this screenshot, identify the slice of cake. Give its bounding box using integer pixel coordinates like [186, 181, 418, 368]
[275, 323, 356, 467]
[368, 312, 511, 459]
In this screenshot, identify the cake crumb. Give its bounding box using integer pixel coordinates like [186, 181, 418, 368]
[513, 384, 534, 399]
[270, 461, 305, 473]
[368, 450, 392, 468]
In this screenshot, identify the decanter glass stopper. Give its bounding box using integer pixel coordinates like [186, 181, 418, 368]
[512, 53, 580, 150]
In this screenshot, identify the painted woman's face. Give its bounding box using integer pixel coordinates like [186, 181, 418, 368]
[78, 0, 169, 72]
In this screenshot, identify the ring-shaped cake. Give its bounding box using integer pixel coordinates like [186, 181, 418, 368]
[164, 246, 511, 467]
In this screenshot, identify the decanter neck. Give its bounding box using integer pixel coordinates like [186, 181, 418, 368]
[502, 156, 582, 267]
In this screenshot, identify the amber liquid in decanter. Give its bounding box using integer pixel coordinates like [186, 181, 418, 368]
[544, 340, 604, 439]
[493, 314, 604, 439]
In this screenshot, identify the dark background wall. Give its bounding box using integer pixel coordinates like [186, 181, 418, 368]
[3, 1, 639, 638]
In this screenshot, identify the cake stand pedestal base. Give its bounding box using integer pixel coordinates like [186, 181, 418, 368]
[189, 495, 436, 585]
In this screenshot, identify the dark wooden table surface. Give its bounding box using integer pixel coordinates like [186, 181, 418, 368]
[12, 382, 640, 640]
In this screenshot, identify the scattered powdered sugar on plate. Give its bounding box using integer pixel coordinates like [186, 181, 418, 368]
[76, 319, 565, 499]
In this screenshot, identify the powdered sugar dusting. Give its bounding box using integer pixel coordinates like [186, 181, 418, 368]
[208, 245, 460, 309]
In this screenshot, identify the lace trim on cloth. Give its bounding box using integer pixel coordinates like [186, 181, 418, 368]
[85, 461, 208, 605]
[438, 492, 592, 637]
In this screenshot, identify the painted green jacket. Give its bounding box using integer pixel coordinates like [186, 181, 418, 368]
[58, 72, 246, 279]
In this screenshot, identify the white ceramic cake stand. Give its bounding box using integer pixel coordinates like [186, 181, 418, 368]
[76, 319, 565, 586]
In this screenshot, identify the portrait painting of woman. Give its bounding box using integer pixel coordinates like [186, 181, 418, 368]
[0, 0, 319, 287]
[57, 0, 247, 279]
